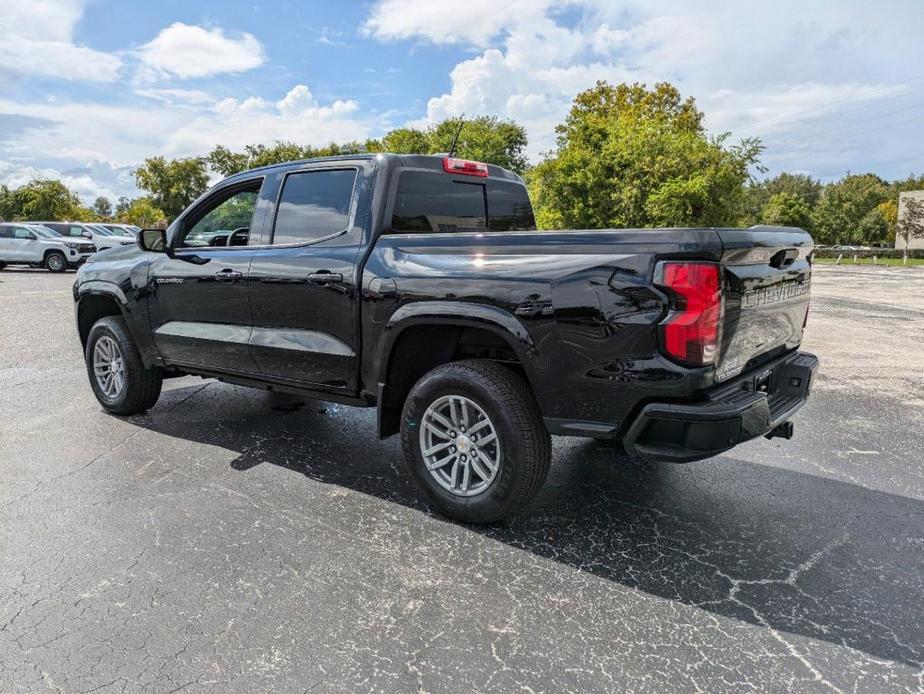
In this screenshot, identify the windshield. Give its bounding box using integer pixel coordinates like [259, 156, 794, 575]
[28, 225, 61, 238]
[104, 226, 129, 236]
[90, 225, 113, 236]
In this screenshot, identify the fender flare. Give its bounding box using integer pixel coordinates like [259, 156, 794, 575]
[76, 279, 130, 307]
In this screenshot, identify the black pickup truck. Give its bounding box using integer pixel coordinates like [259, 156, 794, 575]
[74, 154, 817, 522]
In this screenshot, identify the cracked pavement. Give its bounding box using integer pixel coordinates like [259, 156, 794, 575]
[1, 265, 922, 693]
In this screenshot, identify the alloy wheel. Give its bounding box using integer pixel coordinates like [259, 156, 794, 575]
[419, 394, 500, 497]
[93, 335, 125, 399]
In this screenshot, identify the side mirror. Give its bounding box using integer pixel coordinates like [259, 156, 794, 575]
[81, 230, 93, 238]
[27, 232, 37, 240]
[138, 228, 168, 253]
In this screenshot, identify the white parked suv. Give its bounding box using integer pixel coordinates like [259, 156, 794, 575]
[0, 223, 96, 272]
[38, 222, 135, 251]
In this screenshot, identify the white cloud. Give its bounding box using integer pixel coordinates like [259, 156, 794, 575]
[0, 0, 121, 82]
[0, 159, 134, 203]
[133, 87, 214, 105]
[166, 85, 368, 155]
[366, 0, 924, 176]
[138, 22, 266, 79]
[363, 0, 554, 47]
[0, 85, 378, 201]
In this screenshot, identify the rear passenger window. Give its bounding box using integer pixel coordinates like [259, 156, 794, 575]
[391, 172, 487, 233]
[488, 181, 536, 231]
[389, 171, 536, 233]
[272, 169, 357, 245]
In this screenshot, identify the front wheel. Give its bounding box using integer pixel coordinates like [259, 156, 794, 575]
[45, 251, 67, 273]
[401, 360, 551, 524]
[85, 316, 163, 415]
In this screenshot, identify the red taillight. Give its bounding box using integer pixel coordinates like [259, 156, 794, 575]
[658, 261, 723, 367]
[442, 157, 488, 177]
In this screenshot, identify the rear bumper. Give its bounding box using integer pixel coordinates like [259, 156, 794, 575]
[622, 350, 818, 462]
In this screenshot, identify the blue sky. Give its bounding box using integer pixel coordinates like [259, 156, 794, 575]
[1, 0, 922, 203]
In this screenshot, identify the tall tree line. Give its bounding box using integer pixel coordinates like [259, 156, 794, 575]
[1, 82, 920, 245]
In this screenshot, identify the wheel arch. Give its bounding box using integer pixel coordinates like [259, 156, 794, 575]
[76, 284, 130, 348]
[375, 302, 538, 438]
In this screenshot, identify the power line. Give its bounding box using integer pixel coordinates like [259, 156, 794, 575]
[766, 102, 924, 151]
[720, 75, 924, 135]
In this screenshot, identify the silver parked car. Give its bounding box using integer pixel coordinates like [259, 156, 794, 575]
[0, 223, 96, 272]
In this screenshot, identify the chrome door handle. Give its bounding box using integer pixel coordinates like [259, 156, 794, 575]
[215, 269, 243, 282]
[307, 271, 343, 284]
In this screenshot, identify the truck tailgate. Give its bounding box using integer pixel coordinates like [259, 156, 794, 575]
[715, 226, 813, 382]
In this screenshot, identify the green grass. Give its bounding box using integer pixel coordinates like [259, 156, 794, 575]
[814, 256, 924, 267]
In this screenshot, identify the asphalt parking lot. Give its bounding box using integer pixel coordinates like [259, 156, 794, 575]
[1, 264, 922, 693]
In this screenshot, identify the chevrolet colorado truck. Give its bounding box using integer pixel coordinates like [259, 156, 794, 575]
[74, 154, 817, 523]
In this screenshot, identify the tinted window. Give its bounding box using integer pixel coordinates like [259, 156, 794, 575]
[488, 180, 536, 231]
[391, 172, 487, 233]
[0, 226, 11, 239]
[182, 186, 260, 247]
[272, 169, 357, 245]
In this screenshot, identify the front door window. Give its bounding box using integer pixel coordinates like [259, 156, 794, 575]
[181, 188, 260, 248]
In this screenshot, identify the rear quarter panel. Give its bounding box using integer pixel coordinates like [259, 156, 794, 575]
[363, 229, 725, 433]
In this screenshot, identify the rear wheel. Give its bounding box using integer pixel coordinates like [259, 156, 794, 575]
[401, 360, 551, 524]
[85, 316, 163, 415]
[44, 251, 66, 273]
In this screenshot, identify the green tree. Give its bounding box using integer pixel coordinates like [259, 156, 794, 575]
[92, 196, 113, 219]
[759, 192, 813, 230]
[381, 127, 430, 154]
[428, 116, 528, 174]
[114, 196, 132, 218]
[743, 172, 823, 224]
[812, 173, 890, 245]
[206, 145, 251, 177]
[134, 156, 210, 220]
[876, 200, 899, 242]
[206, 141, 356, 177]
[121, 197, 167, 228]
[890, 174, 924, 196]
[10, 179, 83, 220]
[529, 81, 762, 229]
[0, 185, 14, 221]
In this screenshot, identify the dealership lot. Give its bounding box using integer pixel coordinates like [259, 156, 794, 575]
[1, 265, 922, 692]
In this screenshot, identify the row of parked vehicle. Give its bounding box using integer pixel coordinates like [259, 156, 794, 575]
[0, 221, 141, 272]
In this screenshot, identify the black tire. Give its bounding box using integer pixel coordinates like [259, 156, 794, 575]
[0, 262, 6, 270]
[44, 251, 67, 273]
[85, 316, 163, 415]
[401, 359, 551, 524]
